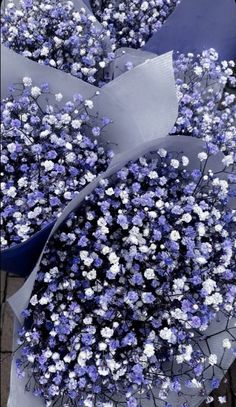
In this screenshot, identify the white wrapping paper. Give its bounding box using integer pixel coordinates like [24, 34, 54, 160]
[1, 46, 177, 154]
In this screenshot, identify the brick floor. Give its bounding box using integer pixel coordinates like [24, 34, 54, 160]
[0, 272, 235, 407]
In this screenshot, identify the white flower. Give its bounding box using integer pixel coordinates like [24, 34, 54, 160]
[101, 327, 114, 339]
[44, 349, 52, 358]
[218, 396, 226, 404]
[17, 224, 30, 237]
[77, 350, 92, 367]
[98, 366, 109, 376]
[144, 343, 155, 357]
[198, 152, 208, 161]
[110, 264, 120, 275]
[160, 328, 176, 343]
[156, 199, 164, 209]
[55, 93, 63, 102]
[202, 278, 216, 295]
[194, 66, 203, 76]
[106, 187, 114, 196]
[99, 61, 106, 69]
[27, 354, 35, 363]
[181, 156, 189, 166]
[144, 268, 155, 280]
[222, 154, 234, 167]
[170, 159, 179, 169]
[30, 294, 38, 306]
[40, 46, 49, 56]
[198, 223, 206, 236]
[109, 252, 119, 264]
[85, 100, 94, 109]
[190, 378, 202, 388]
[21, 113, 28, 122]
[171, 308, 188, 322]
[196, 256, 207, 265]
[64, 191, 73, 200]
[71, 119, 82, 129]
[85, 288, 94, 297]
[148, 171, 158, 179]
[182, 213, 192, 223]
[22, 76, 32, 87]
[13, 212, 22, 220]
[208, 354, 217, 366]
[205, 292, 223, 306]
[64, 355, 72, 363]
[31, 86, 41, 98]
[7, 186, 17, 197]
[83, 317, 92, 325]
[65, 142, 73, 150]
[214, 265, 225, 274]
[42, 160, 54, 171]
[39, 296, 50, 305]
[99, 342, 107, 351]
[7, 143, 16, 153]
[80, 251, 89, 261]
[222, 338, 231, 349]
[66, 152, 76, 163]
[158, 148, 167, 158]
[87, 269, 97, 280]
[173, 277, 186, 291]
[170, 230, 181, 241]
[215, 224, 223, 232]
[141, 1, 148, 11]
[61, 113, 71, 124]
[40, 129, 51, 138]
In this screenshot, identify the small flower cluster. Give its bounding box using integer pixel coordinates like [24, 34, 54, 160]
[1, 79, 113, 248]
[91, 0, 180, 48]
[123, 49, 235, 163]
[171, 49, 236, 163]
[17, 148, 236, 406]
[1, 0, 116, 85]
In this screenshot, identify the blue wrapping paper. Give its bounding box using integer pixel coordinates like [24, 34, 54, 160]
[144, 0, 236, 60]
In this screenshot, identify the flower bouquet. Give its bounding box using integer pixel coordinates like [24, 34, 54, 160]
[1, 79, 113, 248]
[14, 141, 236, 407]
[1, 0, 236, 406]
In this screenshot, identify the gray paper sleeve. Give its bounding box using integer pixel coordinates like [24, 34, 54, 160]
[1, 45, 97, 103]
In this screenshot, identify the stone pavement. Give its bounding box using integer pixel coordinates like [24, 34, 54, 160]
[1, 271, 236, 407]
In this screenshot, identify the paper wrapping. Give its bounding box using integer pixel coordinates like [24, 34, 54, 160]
[144, 0, 236, 60]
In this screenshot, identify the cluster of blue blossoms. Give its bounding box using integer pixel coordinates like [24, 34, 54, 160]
[0, 0, 235, 406]
[17, 149, 236, 406]
[171, 49, 236, 161]
[1, 0, 116, 86]
[90, 0, 180, 48]
[1, 79, 113, 247]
